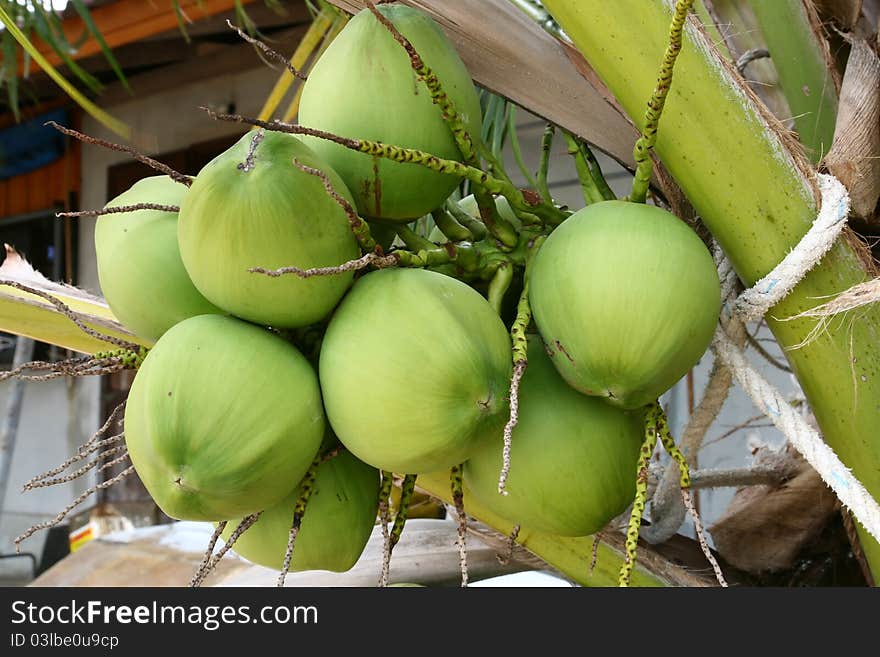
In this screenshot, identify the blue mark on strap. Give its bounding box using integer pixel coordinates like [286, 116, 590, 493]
[831, 470, 851, 490]
[762, 278, 780, 295]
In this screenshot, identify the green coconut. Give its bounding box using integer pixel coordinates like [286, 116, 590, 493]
[177, 130, 359, 328]
[298, 3, 482, 222]
[464, 338, 643, 536]
[94, 176, 223, 341]
[222, 449, 380, 573]
[125, 314, 324, 521]
[530, 200, 721, 409]
[319, 268, 511, 474]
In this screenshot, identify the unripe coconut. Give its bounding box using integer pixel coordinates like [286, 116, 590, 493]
[125, 314, 324, 521]
[222, 449, 380, 572]
[319, 268, 511, 474]
[177, 130, 359, 328]
[298, 3, 482, 221]
[530, 200, 720, 409]
[94, 176, 222, 341]
[464, 338, 643, 536]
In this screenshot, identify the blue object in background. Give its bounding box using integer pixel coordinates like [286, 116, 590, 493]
[0, 108, 69, 180]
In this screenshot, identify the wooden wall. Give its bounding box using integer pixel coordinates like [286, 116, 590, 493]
[0, 147, 80, 219]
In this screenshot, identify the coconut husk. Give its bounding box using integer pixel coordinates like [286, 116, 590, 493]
[710, 444, 840, 573]
[822, 38, 880, 221]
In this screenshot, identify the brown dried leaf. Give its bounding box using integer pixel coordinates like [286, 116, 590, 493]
[823, 38, 880, 219]
[813, 0, 864, 31]
[711, 446, 839, 573]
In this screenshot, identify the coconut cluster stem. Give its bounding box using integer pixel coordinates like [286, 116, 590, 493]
[450, 464, 468, 587]
[537, 124, 554, 203]
[57, 204, 180, 218]
[201, 109, 570, 227]
[498, 237, 543, 495]
[191, 512, 262, 588]
[649, 401, 690, 488]
[627, 0, 695, 204]
[364, 0, 543, 249]
[651, 401, 728, 586]
[563, 132, 610, 205]
[445, 200, 488, 240]
[389, 473, 417, 552]
[45, 121, 192, 187]
[619, 410, 659, 587]
[377, 470, 394, 587]
[579, 139, 616, 201]
[226, 19, 308, 81]
[249, 236, 520, 284]
[21, 403, 125, 492]
[278, 454, 322, 587]
[431, 208, 473, 242]
[15, 465, 135, 552]
[292, 159, 377, 252]
[364, 1, 475, 163]
[487, 263, 513, 314]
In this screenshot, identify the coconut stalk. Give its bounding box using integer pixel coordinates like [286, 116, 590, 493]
[0, 246, 148, 355]
[415, 471, 712, 587]
[541, 0, 880, 578]
[749, 0, 840, 162]
[693, 1, 731, 57]
[705, 0, 793, 119]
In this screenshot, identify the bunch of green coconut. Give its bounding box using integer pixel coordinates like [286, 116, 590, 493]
[94, 3, 721, 580]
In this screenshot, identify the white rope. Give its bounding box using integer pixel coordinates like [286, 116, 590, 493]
[714, 172, 880, 543]
[712, 326, 880, 543]
[733, 174, 850, 322]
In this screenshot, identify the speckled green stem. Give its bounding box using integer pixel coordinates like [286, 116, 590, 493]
[378, 470, 394, 517]
[537, 124, 555, 203]
[579, 138, 616, 201]
[366, 8, 522, 250]
[445, 200, 488, 240]
[389, 474, 417, 552]
[365, 1, 477, 163]
[651, 400, 691, 488]
[431, 208, 473, 242]
[293, 159, 377, 253]
[627, 0, 696, 204]
[619, 411, 659, 587]
[356, 139, 563, 226]
[203, 109, 570, 228]
[497, 238, 543, 495]
[278, 453, 321, 587]
[474, 189, 520, 249]
[510, 237, 544, 364]
[92, 346, 149, 369]
[487, 262, 513, 315]
[395, 224, 436, 252]
[450, 463, 468, 587]
[563, 132, 604, 205]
